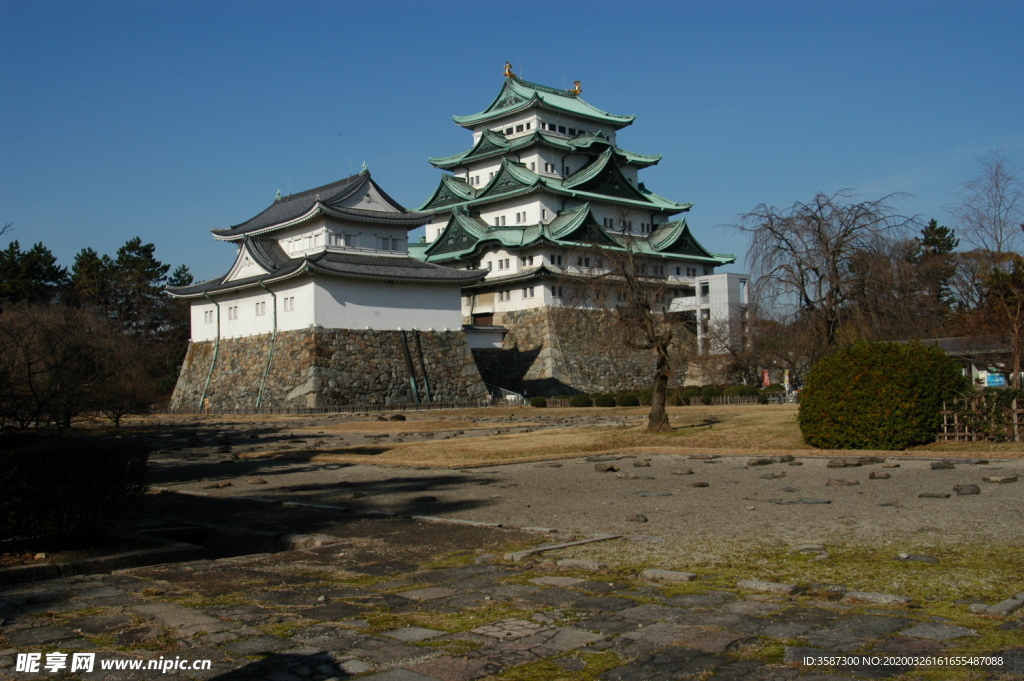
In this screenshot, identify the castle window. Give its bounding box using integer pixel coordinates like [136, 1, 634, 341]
[551, 254, 562, 266]
[530, 162, 536, 171]
[284, 297, 295, 312]
[541, 208, 548, 220]
[255, 301, 266, 316]
[204, 310, 213, 324]
[558, 125, 566, 134]
[553, 286, 564, 298]
[505, 127, 513, 135]
[568, 128, 576, 136]
[227, 305, 238, 321]
[516, 124, 524, 133]
[522, 286, 535, 299]
[525, 122, 531, 130]
[565, 166, 571, 176]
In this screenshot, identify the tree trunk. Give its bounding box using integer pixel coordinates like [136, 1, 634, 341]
[647, 343, 671, 432]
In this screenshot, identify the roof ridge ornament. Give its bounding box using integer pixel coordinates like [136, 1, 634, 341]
[360, 161, 368, 175]
[503, 61, 517, 79]
[571, 80, 582, 95]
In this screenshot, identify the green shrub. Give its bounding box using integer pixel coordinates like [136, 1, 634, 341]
[529, 396, 547, 408]
[594, 394, 617, 407]
[723, 385, 760, 397]
[763, 383, 785, 393]
[636, 390, 653, 406]
[616, 394, 640, 407]
[757, 392, 769, 405]
[700, 385, 723, 398]
[569, 394, 593, 408]
[1, 438, 149, 542]
[681, 387, 701, 399]
[799, 341, 970, 450]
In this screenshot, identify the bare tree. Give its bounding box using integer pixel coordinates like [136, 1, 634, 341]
[948, 151, 1024, 255]
[568, 235, 696, 432]
[735, 191, 915, 364]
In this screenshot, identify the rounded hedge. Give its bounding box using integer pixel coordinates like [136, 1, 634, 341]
[616, 394, 640, 407]
[569, 394, 593, 407]
[798, 341, 970, 450]
[594, 394, 617, 407]
[700, 385, 723, 398]
[529, 396, 547, 408]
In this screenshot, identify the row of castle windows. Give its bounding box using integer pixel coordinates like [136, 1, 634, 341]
[203, 297, 296, 324]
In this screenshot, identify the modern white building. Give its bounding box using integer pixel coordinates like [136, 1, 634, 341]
[409, 66, 749, 356]
[167, 170, 484, 340]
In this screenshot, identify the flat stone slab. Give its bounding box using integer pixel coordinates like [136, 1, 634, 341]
[529, 576, 586, 587]
[987, 593, 1024, 617]
[640, 569, 698, 584]
[396, 586, 459, 601]
[901, 622, 977, 640]
[6, 625, 81, 645]
[844, 591, 912, 606]
[470, 618, 551, 640]
[681, 630, 752, 653]
[361, 670, 444, 681]
[406, 656, 498, 681]
[736, 579, 798, 595]
[382, 626, 446, 642]
[221, 636, 292, 655]
[66, 613, 132, 635]
[555, 558, 606, 570]
[983, 475, 1018, 483]
[130, 602, 232, 635]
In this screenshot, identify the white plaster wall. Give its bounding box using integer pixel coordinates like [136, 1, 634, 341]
[188, 280, 315, 342]
[313, 278, 463, 331]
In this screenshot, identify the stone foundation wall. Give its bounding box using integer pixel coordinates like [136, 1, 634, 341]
[472, 308, 688, 396]
[170, 328, 488, 411]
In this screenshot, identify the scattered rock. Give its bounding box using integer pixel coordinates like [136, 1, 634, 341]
[895, 553, 939, 564]
[983, 475, 1018, 484]
[376, 415, 388, 421]
[633, 460, 651, 467]
[954, 484, 981, 495]
[615, 472, 643, 479]
[919, 492, 950, 498]
[737, 579, 798, 595]
[827, 458, 860, 468]
[772, 455, 795, 463]
[556, 558, 607, 570]
[826, 479, 859, 486]
[594, 463, 620, 473]
[857, 456, 886, 464]
[671, 468, 694, 475]
[389, 414, 407, 421]
[969, 458, 990, 465]
[789, 544, 826, 554]
[747, 457, 773, 466]
[248, 478, 268, 485]
[882, 462, 901, 468]
[641, 568, 697, 583]
[692, 481, 710, 488]
[760, 472, 786, 479]
[868, 472, 891, 480]
[931, 461, 955, 470]
[845, 591, 911, 606]
[688, 454, 720, 460]
[788, 461, 804, 466]
[627, 514, 648, 523]
[204, 481, 232, 489]
[411, 496, 437, 503]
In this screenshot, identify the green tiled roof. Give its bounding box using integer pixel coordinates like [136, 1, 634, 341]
[413, 203, 734, 266]
[420, 158, 690, 214]
[428, 130, 660, 170]
[452, 77, 635, 129]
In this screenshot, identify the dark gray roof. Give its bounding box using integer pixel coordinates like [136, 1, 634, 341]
[211, 172, 431, 240]
[166, 239, 484, 299]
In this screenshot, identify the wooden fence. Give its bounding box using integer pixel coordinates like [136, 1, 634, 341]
[938, 396, 1023, 442]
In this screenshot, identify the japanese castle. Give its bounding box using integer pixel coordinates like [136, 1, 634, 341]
[410, 63, 749, 354]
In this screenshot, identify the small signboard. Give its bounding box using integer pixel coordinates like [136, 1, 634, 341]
[987, 373, 1007, 387]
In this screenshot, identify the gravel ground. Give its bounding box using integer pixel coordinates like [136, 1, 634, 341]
[152, 448, 1024, 555]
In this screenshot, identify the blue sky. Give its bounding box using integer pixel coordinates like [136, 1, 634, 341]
[2, 0, 1021, 281]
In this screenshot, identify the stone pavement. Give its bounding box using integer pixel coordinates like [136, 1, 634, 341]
[1, 515, 1021, 681]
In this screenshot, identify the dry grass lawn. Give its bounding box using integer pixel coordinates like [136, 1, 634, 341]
[134, 403, 1024, 468]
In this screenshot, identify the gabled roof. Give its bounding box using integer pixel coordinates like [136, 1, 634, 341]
[452, 77, 635, 130]
[415, 204, 733, 266]
[166, 237, 484, 299]
[421, 157, 690, 215]
[428, 130, 660, 170]
[211, 171, 430, 241]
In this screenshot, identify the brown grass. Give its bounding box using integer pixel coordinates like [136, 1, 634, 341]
[134, 404, 1023, 468]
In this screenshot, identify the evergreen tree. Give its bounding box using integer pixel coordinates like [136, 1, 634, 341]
[110, 237, 170, 336]
[914, 219, 959, 310]
[69, 247, 115, 308]
[0, 240, 69, 303]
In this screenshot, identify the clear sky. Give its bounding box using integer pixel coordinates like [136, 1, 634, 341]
[1, 0, 1021, 281]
